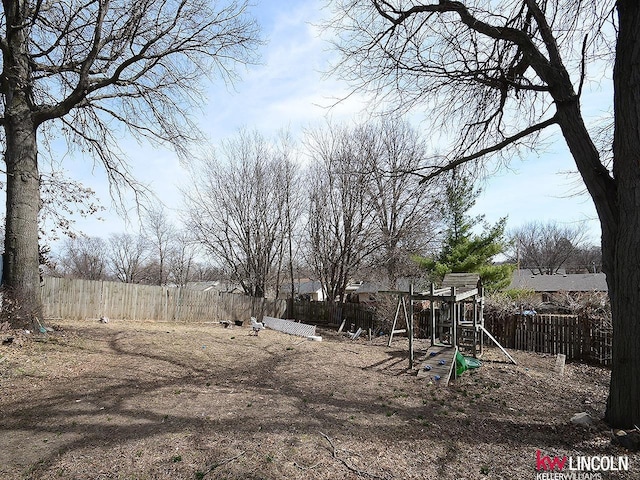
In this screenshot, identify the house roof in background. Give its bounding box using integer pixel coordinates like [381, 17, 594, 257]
[508, 271, 608, 292]
[345, 281, 379, 294]
[295, 280, 323, 295]
[185, 281, 243, 293]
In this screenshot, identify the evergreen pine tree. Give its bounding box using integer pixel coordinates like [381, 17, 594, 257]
[416, 170, 513, 291]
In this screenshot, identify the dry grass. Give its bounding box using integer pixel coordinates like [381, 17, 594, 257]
[0, 318, 637, 479]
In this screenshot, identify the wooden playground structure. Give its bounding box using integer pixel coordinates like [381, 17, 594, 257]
[388, 274, 516, 385]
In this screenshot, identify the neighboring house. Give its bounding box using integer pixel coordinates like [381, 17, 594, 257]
[184, 281, 244, 294]
[508, 269, 607, 301]
[345, 281, 379, 303]
[294, 280, 382, 303]
[346, 279, 439, 302]
[294, 279, 416, 303]
[295, 280, 326, 302]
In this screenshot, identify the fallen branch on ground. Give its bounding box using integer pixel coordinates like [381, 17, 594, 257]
[294, 460, 323, 470]
[202, 451, 246, 477]
[319, 431, 390, 480]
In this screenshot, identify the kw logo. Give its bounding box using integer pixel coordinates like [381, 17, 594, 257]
[536, 450, 568, 471]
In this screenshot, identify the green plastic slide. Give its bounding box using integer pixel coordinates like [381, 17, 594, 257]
[455, 351, 482, 376]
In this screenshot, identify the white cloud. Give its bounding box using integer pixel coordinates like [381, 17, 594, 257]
[200, 1, 372, 141]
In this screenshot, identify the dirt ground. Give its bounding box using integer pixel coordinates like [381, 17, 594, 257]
[1, 318, 637, 480]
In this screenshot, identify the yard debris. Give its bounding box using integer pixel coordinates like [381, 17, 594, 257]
[554, 354, 566, 376]
[611, 428, 640, 451]
[294, 459, 323, 471]
[570, 412, 594, 427]
[200, 450, 246, 478]
[1, 331, 28, 347]
[319, 431, 390, 480]
[249, 317, 265, 335]
[350, 328, 363, 341]
[262, 316, 316, 337]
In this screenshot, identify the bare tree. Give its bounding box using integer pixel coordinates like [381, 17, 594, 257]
[509, 221, 590, 274]
[184, 130, 296, 297]
[2, 170, 104, 273]
[167, 229, 198, 287]
[142, 205, 176, 285]
[272, 133, 304, 299]
[189, 262, 225, 283]
[0, 1, 260, 328]
[107, 233, 149, 283]
[58, 236, 108, 280]
[304, 123, 378, 303]
[327, 0, 639, 427]
[359, 119, 442, 287]
[567, 244, 602, 274]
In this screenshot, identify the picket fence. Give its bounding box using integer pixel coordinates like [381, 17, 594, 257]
[41, 277, 287, 323]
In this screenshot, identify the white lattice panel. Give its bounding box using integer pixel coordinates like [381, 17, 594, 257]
[262, 316, 316, 337]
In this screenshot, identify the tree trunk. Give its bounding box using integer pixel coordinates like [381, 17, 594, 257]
[2, 0, 43, 330]
[3, 113, 42, 330]
[604, 0, 640, 429]
[551, 1, 640, 429]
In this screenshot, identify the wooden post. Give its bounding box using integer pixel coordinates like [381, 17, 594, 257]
[472, 294, 478, 357]
[451, 287, 457, 348]
[409, 284, 414, 370]
[387, 295, 403, 347]
[481, 324, 517, 365]
[480, 286, 485, 355]
[430, 283, 436, 346]
[554, 353, 566, 375]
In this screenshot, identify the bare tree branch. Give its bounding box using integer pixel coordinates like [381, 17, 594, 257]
[319, 432, 389, 480]
[418, 115, 558, 183]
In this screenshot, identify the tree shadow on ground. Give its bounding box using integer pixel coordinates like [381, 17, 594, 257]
[0, 322, 626, 479]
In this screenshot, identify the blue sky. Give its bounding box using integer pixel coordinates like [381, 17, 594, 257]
[63, 0, 605, 246]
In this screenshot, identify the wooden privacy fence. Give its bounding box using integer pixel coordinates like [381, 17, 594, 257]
[287, 300, 375, 332]
[43, 278, 612, 365]
[287, 302, 613, 365]
[41, 277, 287, 323]
[484, 313, 613, 365]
